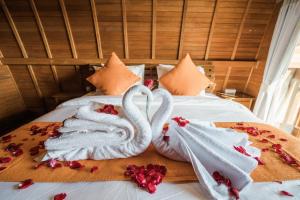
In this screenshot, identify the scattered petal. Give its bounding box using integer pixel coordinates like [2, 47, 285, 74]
[144, 79, 154, 90]
[90, 166, 98, 173]
[233, 146, 251, 156]
[279, 138, 288, 142]
[229, 187, 240, 200]
[254, 157, 265, 165]
[124, 164, 166, 194]
[163, 135, 170, 142]
[267, 134, 275, 139]
[65, 161, 84, 169]
[0, 157, 12, 164]
[259, 139, 268, 143]
[280, 190, 293, 197]
[17, 179, 34, 189]
[0, 167, 6, 171]
[272, 144, 282, 150]
[54, 193, 67, 200]
[262, 148, 269, 152]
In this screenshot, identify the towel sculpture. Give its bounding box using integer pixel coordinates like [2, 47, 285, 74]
[43, 85, 153, 161]
[148, 88, 261, 200]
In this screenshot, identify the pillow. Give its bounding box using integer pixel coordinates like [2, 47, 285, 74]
[92, 64, 145, 94]
[159, 53, 211, 96]
[157, 64, 206, 95]
[157, 64, 205, 79]
[87, 52, 140, 95]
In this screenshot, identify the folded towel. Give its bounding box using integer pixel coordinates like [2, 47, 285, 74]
[43, 85, 153, 161]
[150, 88, 260, 200]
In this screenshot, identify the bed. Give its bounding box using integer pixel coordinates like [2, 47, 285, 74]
[1, 63, 300, 200]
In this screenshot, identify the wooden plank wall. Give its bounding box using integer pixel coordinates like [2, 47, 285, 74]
[0, 0, 279, 115]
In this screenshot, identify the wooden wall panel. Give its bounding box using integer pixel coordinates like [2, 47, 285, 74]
[208, 0, 248, 59]
[96, 0, 124, 58]
[235, 0, 275, 59]
[0, 50, 25, 119]
[156, 0, 183, 59]
[35, 0, 81, 92]
[65, 0, 98, 58]
[126, 0, 152, 59]
[245, 1, 281, 96]
[0, 6, 43, 112]
[182, 0, 215, 59]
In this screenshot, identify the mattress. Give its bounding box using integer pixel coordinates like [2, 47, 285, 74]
[1, 94, 299, 200]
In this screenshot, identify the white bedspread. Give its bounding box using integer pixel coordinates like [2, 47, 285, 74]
[1, 94, 299, 200]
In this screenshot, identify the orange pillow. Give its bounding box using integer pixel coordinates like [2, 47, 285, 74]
[87, 52, 140, 95]
[159, 53, 211, 96]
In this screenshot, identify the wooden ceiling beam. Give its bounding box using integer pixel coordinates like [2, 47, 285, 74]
[222, 66, 232, 90]
[121, 0, 129, 59]
[90, 0, 103, 59]
[177, 0, 188, 59]
[0, 57, 257, 66]
[205, 0, 219, 60]
[59, 0, 79, 72]
[255, 4, 277, 60]
[1, 0, 43, 98]
[29, 0, 61, 90]
[0, 49, 25, 107]
[231, 0, 252, 60]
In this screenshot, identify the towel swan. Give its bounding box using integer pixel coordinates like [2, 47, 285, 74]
[149, 88, 260, 200]
[43, 85, 153, 161]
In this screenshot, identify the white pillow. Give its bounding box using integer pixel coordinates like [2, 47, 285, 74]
[92, 64, 145, 93]
[157, 64, 206, 95]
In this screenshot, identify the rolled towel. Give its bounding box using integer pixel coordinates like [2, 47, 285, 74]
[43, 85, 153, 161]
[149, 88, 260, 200]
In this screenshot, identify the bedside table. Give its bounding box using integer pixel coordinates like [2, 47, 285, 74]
[216, 92, 255, 110]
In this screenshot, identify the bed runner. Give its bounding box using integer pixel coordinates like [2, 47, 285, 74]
[0, 122, 299, 182]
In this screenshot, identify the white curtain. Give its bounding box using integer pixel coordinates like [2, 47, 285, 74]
[253, 0, 300, 124]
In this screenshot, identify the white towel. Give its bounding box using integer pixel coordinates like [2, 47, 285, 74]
[150, 88, 261, 200]
[43, 85, 153, 161]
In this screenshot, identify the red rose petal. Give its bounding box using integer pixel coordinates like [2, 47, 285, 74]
[124, 164, 166, 194]
[1, 135, 12, 143]
[262, 148, 269, 152]
[280, 190, 293, 197]
[233, 146, 251, 156]
[272, 144, 282, 150]
[0, 167, 6, 171]
[267, 134, 275, 139]
[163, 135, 170, 142]
[260, 139, 268, 143]
[279, 138, 288, 142]
[90, 166, 98, 173]
[144, 79, 154, 90]
[0, 157, 12, 164]
[146, 182, 156, 194]
[229, 187, 240, 200]
[66, 161, 84, 169]
[54, 193, 67, 200]
[17, 179, 34, 189]
[254, 157, 265, 165]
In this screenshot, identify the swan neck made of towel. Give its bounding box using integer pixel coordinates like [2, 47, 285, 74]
[122, 85, 154, 153]
[150, 88, 173, 140]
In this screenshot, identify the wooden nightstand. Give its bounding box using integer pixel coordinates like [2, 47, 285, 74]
[216, 92, 255, 110]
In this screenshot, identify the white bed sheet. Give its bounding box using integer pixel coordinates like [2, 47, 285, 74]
[1, 94, 299, 200]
